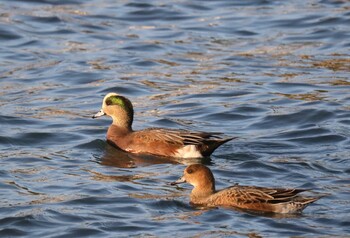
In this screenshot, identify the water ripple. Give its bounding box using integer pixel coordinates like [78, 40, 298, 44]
[1, 0, 349, 237]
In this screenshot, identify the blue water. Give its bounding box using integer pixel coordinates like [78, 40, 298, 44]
[1, 0, 349, 237]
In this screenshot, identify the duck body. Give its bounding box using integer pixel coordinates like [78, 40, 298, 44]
[191, 184, 318, 214]
[107, 125, 233, 158]
[172, 164, 320, 214]
[93, 93, 234, 158]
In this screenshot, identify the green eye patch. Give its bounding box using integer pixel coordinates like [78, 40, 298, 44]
[106, 95, 126, 108]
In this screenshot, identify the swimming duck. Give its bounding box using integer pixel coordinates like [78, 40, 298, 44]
[172, 164, 320, 213]
[93, 93, 234, 158]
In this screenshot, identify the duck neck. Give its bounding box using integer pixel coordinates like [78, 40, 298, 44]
[105, 105, 133, 131]
[111, 117, 132, 131]
[107, 124, 132, 139]
[190, 183, 215, 204]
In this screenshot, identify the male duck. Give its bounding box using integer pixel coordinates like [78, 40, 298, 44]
[172, 164, 321, 213]
[93, 93, 234, 158]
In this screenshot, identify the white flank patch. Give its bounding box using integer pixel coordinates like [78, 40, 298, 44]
[174, 145, 202, 158]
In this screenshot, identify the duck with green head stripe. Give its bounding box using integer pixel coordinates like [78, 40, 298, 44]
[93, 93, 235, 158]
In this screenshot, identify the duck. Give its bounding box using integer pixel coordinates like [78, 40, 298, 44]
[93, 93, 234, 158]
[171, 164, 321, 213]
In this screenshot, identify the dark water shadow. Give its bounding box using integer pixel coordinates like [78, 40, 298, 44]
[229, 207, 308, 219]
[192, 204, 308, 219]
[95, 143, 212, 168]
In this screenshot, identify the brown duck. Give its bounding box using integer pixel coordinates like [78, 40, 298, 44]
[93, 93, 234, 158]
[172, 164, 321, 213]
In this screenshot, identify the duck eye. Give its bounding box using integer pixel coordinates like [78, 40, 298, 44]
[106, 99, 113, 106]
[187, 168, 193, 174]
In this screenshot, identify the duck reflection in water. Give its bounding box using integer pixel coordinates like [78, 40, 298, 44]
[97, 143, 211, 168]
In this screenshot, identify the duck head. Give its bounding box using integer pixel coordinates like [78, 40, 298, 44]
[93, 93, 134, 130]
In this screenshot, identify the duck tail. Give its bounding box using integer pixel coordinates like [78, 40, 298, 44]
[291, 196, 321, 213]
[201, 137, 236, 157]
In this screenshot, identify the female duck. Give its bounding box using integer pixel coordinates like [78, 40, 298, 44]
[172, 164, 320, 213]
[93, 93, 234, 158]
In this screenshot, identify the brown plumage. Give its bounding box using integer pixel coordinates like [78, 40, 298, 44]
[93, 93, 234, 158]
[172, 164, 321, 213]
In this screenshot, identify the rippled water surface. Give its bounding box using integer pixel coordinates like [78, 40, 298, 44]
[1, 0, 350, 237]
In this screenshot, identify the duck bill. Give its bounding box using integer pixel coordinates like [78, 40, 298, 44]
[170, 176, 186, 186]
[92, 109, 106, 119]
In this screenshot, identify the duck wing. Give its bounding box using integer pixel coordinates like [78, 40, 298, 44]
[133, 128, 228, 146]
[219, 185, 308, 204]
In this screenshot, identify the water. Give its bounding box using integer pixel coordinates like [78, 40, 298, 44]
[1, 0, 349, 237]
